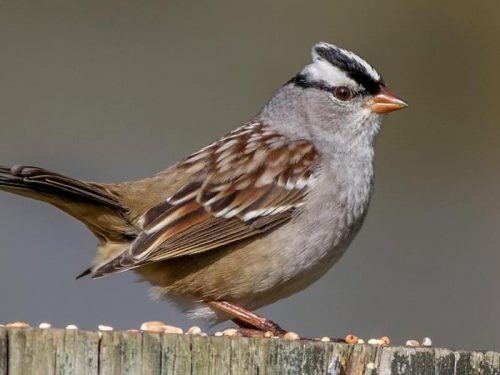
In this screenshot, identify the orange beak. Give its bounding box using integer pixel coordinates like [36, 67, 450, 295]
[366, 86, 408, 113]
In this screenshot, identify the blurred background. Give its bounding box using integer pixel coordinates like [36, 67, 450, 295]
[0, 0, 499, 351]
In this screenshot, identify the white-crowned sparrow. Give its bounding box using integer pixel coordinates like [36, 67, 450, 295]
[0, 42, 406, 335]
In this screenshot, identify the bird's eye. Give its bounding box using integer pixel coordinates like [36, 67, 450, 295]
[333, 86, 353, 101]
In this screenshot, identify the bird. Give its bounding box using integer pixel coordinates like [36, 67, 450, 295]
[0, 42, 406, 336]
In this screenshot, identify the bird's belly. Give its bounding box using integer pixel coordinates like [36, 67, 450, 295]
[138, 171, 371, 318]
[237, 202, 363, 310]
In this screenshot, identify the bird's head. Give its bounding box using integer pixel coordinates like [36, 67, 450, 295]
[262, 42, 407, 150]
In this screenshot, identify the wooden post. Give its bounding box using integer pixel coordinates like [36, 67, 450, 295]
[0, 326, 498, 374]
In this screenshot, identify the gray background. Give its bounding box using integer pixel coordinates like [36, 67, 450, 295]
[1, 0, 499, 351]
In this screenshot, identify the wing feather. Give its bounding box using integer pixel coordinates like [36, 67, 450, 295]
[92, 122, 320, 277]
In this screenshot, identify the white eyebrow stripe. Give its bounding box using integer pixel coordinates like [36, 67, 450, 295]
[301, 60, 359, 89]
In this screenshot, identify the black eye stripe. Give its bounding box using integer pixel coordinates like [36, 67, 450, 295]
[314, 46, 383, 94]
[287, 75, 331, 91]
[287, 75, 371, 97]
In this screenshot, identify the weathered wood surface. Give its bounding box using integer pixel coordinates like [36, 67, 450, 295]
[0, 327, 499, 375]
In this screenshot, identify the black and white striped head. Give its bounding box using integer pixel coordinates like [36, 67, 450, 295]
[296, 42, 383, 97]
[288, 42, 406, 116]
[261, 42, 407, 151]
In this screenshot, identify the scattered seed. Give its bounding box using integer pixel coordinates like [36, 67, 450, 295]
[320, 336, 331, 343]
[200, 332, 208, 337]
[380, 336, 390, 346]
[283, 332, 300, 341]
[345, 334, 358, 344]
[263, 331, 274, 338]
[222, 328, 240, 337]
[162, 325, 183, 334]
[127, 329, 140, 333]
[368, 338, 384, 345]
[186, 326, 202, 335]
[214, 331, 223, 337]
[66, 324, 78, 330]
[38, 323, 51, 329]
[357, 339, 365, 344]
[6, 322, 30, 328]
[405, 339, 420, 347]
[98, 325, 113, 332]
[422, 337, 432, 347]
[140, 321, 165, 333]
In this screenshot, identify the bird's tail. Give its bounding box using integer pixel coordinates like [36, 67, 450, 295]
[0, 164, 133, 241]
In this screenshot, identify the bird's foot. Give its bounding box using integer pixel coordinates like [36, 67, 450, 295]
[206, 300, 287, 337]
[232, 318, 287, 338]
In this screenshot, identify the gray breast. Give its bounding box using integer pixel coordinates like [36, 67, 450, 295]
[254, 157, 374, 294]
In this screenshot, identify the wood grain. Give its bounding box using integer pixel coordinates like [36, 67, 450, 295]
[0, 327, 498, 374]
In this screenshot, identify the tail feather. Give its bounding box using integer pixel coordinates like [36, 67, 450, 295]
[0, 164, 134, 241]
[0, 165, 124, 210]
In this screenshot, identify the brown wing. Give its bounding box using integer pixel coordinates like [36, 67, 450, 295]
[93, 122, 320, 277]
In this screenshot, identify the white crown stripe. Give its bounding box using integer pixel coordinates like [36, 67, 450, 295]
[314, 42, 381, 82]
[301, 42, 381, 90]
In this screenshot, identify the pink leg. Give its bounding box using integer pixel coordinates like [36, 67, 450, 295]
[206, 300, 287, 336]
